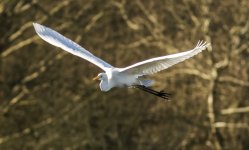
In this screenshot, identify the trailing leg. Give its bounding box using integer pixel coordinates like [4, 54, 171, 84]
[134, 85, 171, 100]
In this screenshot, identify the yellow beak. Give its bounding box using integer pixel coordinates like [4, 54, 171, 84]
[92, 76, 99, 81]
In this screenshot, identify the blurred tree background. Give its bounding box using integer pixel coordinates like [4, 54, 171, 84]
[1, 0, 249, 149]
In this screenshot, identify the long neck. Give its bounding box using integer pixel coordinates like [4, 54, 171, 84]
[99, 80, 111, 91]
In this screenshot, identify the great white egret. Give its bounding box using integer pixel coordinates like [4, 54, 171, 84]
[33, 23, 209, 100]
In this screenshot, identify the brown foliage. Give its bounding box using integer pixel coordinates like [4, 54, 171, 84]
[1, 0, 249, 149]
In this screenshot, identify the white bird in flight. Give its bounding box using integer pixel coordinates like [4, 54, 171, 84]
[33, 23, 209, 100]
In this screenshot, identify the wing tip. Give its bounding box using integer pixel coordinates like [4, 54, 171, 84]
[33, 22, 39, 28]
[33, 22, 45, 33]
[195, 40, 210, 50]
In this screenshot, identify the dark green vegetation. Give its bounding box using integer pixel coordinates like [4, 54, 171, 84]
[1, 0, 249, 149]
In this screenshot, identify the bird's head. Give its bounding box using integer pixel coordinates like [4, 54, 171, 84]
[93, 73, 107, 81]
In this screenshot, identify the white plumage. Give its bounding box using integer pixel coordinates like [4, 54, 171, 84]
[33, 23, 209, 99]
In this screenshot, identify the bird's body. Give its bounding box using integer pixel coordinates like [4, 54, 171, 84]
[96, 68, 145, 91]
[33, 23, 209, 99]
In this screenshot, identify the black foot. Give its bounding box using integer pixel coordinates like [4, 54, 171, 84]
[134, 85, 172, 100]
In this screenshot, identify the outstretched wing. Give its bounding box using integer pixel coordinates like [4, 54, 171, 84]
[120, 41, 209, 76]
[33, 23, 113, 71]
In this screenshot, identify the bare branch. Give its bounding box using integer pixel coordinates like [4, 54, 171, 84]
[111, 1, 140, 30]
[2, 35, 40, 57]
[2, 0, 72, 57]
[0, 117, 53, 144]
[123, 36, 154, 49]
[221, 106, 249, 115]
[218, 76, 249, 87]
[215, 122, 249, 129]
[135, 0, 157, 25]
[162, 68, 211, 81]
[85, 11, 104, 32]
[201, 1, 222, 149]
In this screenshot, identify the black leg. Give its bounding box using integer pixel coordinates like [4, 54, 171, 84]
[134, 85, 172, 100]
